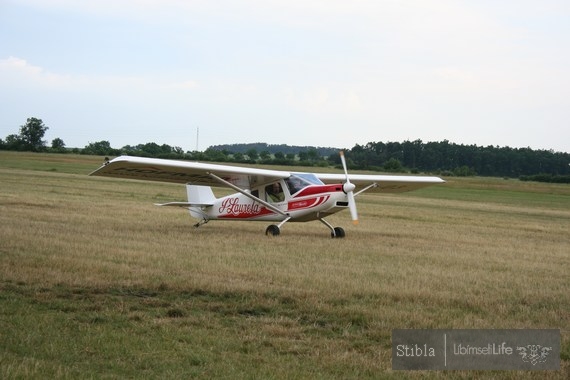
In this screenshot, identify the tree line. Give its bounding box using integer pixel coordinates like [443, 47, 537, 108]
[346, 140, 570, 179]
[209, 143, 339, 158]
[2, 117, 569, 182]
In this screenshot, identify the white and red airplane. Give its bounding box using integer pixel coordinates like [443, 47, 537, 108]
[90, 152, 444, 237]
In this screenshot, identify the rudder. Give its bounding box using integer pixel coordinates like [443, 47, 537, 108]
[187, 185, 216, 205]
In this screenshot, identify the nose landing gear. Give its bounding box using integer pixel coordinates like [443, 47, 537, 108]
[319, 217, 346, 238]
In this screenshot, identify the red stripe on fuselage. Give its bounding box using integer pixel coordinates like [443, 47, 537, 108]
[287, 185, 343, 211]
[295, 184, 343, 197]
[287, 195, 330, 211]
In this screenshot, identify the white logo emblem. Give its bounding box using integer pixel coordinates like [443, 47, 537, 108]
[516, 345, 552, 365]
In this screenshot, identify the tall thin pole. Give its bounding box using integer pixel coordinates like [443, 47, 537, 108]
[196, 126, 199, 152]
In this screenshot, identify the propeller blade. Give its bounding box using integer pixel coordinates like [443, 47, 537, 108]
[347, 190, 359, 224]
[339, 151, 349, 180]
[339, 151, 359, 225]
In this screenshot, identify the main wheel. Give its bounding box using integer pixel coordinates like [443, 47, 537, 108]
[265, 225, 280, 236]
[331, 227, 345, 238]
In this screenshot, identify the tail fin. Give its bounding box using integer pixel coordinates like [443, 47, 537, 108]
[186, 185, 216, 205]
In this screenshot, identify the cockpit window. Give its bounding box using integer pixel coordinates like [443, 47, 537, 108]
[294, 173, 323, 185]
[285, 173, 323, 194]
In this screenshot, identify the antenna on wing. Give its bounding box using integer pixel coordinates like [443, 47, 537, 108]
[339, 151, 359, 225]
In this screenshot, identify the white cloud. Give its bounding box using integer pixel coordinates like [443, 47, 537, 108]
[0, 56, 198, 97]
[0, 56, 76, 88]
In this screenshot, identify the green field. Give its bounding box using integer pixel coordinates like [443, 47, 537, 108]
[1, 151, 569, 379]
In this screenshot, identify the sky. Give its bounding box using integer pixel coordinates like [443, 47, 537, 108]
[1, 0, 569, 153]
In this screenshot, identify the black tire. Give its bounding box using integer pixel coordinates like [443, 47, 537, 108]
[331, 227, 345, 238]
[265, 225, 280, 236]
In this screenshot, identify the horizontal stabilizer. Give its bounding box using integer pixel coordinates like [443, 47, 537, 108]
[155, 202, 213, 208]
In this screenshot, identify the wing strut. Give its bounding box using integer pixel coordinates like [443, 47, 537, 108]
[207, 172, 289, 217]
[354, 183, 379, 197]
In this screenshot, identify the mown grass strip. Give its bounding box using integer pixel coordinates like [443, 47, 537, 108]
[1, 152, 569, 378]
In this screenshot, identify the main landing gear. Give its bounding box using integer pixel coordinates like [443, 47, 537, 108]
[265, 225, 280, 236]
[264, 217, 346, 238]
[265, 216, 291, 237]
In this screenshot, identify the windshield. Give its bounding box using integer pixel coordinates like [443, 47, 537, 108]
[285, 173, 323, 194]
[293, 173, 323, 185]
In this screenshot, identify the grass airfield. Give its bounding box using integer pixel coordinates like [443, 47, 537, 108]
[1, 151, 569, 379]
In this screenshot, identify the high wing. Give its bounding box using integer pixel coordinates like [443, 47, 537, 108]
[315, 173, 445, 193]
[90, 155, 444, 193]
[89, 156, 290, 189]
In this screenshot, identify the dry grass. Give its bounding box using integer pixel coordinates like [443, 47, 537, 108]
[1, 152, 569, 378]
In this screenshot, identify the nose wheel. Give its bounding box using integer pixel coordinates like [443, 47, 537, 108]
[331, 227, 345, 238]
[320, 217, 346, 238]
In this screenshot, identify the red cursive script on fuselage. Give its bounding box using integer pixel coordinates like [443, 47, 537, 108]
[218, 197, 262, 217]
